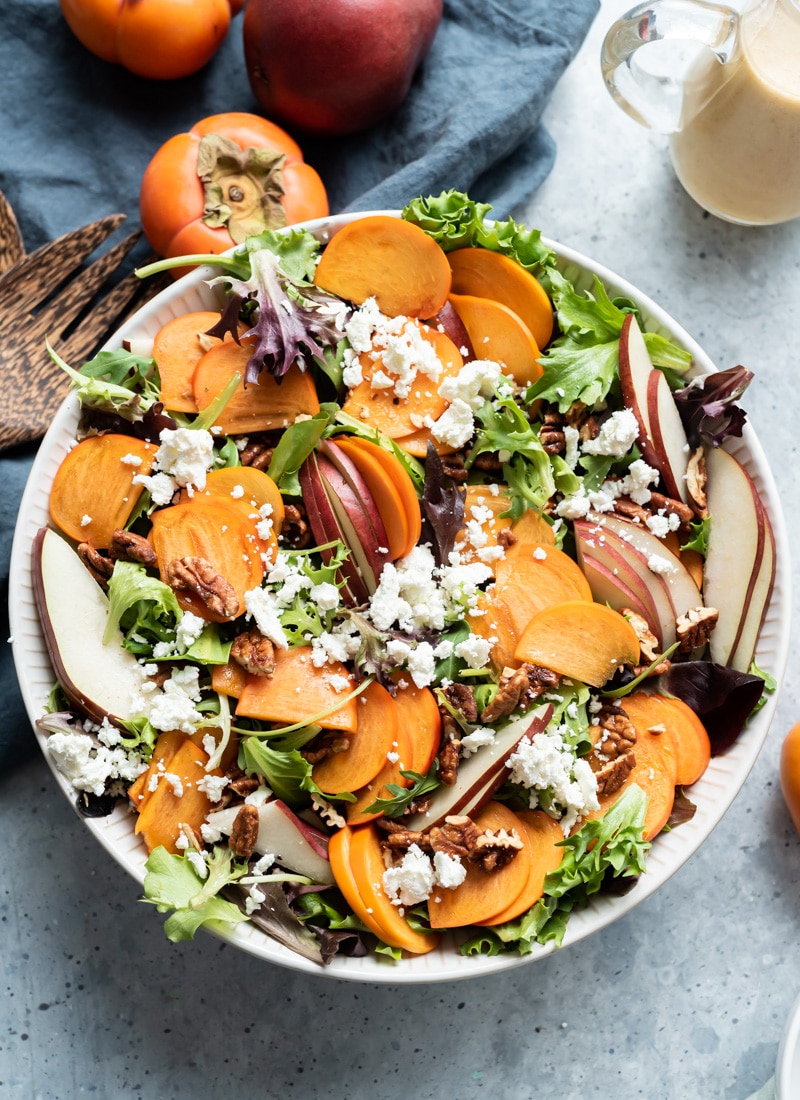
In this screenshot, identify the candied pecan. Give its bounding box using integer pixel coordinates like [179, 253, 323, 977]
[406, 793, 433, 816]
[676, 606, 719, 654]
[428, 815, 481, 860]
[377, 819, 432, 852]
[539, 410, 566, 455]
[109, 528, 158, 567]
[648, 491, 694, 527]
[239, 439, 275, 470]
[442, 683, 478, 723]
[227, 774, 261, 799]
[686, 446, 708, 518]
[301, 729, 350, 764]
[620, 607, 660, 664]
[480, 663, 558, 723]
[440, 452, 469, 483]
[231, 629, 276, 676]
[281, 503, 312, 548]
[593, 703, 636, 758]
[229, 804, 259, 859]
[564, 402, 599, 440]
[470, 451, 503, 473]
[166, 556, 240, 619]
[77, 542, 114, 584]
[437, 738, 462, 787]
[469, 827, 524, 872]
[595, 751, 636, 797]
[613, 496, 651, 525]
[497, 528, 518, 550]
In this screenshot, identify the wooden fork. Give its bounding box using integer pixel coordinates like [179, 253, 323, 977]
[0, 190, 171, 452]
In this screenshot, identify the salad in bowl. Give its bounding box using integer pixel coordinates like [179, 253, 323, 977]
[11, 191, 787, 980]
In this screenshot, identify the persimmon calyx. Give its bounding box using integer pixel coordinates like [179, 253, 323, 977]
[197, 133, 288, 243]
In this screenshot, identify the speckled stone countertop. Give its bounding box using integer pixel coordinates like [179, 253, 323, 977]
[3, 2, 800, 1097]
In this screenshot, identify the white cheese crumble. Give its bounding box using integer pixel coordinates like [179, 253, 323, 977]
[581, 409, 639, 457]
[244, 587, 289, 649]
[47, 729, 147, 796]
[506, 728, 599, 834]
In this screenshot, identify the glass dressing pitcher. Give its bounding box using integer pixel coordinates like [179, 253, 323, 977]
[601, 0, 800, 225]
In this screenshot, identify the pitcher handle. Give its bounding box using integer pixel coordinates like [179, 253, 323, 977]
[601, 0, 741, 133]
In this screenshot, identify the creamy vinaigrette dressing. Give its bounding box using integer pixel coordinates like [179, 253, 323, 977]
[669, 0, 800, 225]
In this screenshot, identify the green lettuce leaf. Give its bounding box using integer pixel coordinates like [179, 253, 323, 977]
[104, 562, 182, 649]
[143, 845, 250, 943]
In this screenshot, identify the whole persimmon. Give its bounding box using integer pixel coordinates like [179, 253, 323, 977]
[60, 0, 239, 80]
[139, 112, 329, 267]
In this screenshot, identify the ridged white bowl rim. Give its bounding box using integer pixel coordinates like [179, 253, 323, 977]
[9, 211, 791, 984]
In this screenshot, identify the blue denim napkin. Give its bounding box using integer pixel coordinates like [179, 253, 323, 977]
[0, 0, 598, 769]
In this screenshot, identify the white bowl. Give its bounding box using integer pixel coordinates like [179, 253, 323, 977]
[9, 211, 791, 983]
[777, 992, 800, 1099]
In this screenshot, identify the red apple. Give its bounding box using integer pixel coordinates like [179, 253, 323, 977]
[242, 0, 444, 137]
[299, 453, 370, 605]
[207, 798, 335, 883]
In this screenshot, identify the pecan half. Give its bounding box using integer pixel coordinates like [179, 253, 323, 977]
[676, 605, 718, 653]
[166, 556, 239, 619]
[437, 737, 462, 787]
[231, 629, 276, 676]
[239, 437, 277, 471]
[377, 819, 432, 852]
[301, 729, 350, 764]
[593, 703, 637, 759]
[281, 503, 312, 548]
[648, 491, 694, 527]
[440, 452, 469, 483]
[497, 528, 518, 550]
[595, 751, 636, 797]
[229, 804, 259, 859]
[77, 542, 114, 585]
[565, 402, 600, 441]
[469, 827, 524, 872]
[428, 815, 481, 860]
[539, 411, 566, 455]
[442, 683, 477, 724]
[620, 607, 660, 664]
[109, 528, 158, 567]
[480, 663, 559, 724]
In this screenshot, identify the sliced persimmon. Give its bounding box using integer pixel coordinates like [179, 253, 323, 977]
[347, 723, 413, 826]
[152, 310, 228, 413]
[449, 292, 543, 387]
[49, 434, 156, 549]
[313, 215, 452, 319]
[134, 737, 217, 854]
[397, 427, 460, 458]
[333, 436, 421, 559]
[493, 549, 592, 638]
[192, 342, 320, 434]
[447, 248, 554, 350]
[347, 822, 441, 954]
[392, 673, 442, 774]
[467, 591, 521, 673]
[179, 465, 285, 534]
[313, 681, 399, 794]
[475, 809, 564, 925]
[149, 497, 267, 622]
[623, 691, 711, 787]
[211, 659, 248, 699]
[454, 486, 555, 569]
[514, 600, 641, 688]
[341, 323, 463, 439]
[128, 728, 185, 815]
[428, 801, 533, 929]
[235, 646, 358, 732]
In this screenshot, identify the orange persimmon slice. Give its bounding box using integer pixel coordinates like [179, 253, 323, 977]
[49, 434, 156, 549]
[341, 322, 463, 439]
[328, 825, 440, 954]
[448, 292, 543, 387]
[347, 723, 414, 826]
[493, 549, 592, 639]
[392, 673, 442, 775]
[152, 310, 229, 413]
[134, 736, 219, 854]
[332, 436, 421, 560]
[313, 215, 452, 319]
[235, 646, 358, 732]
[622, 691, 711, 788]
[179, 465, 285, 535]
[428, 801, 533, 929]
[475, 809, 565, 926]
[149, 497, 267, 622]
[447, 248, 554, 350]
[514, 600, 641, 688]
[313, 681, 399, 795]
[192, 342, 320, 434]
[211, 659, 248, 699]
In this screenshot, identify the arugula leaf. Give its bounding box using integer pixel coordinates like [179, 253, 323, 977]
[421, 442, 466, 567]
[47, 341, 160, 420]
[363, 761, 440, 817]
[402, 190, 553, 270]
[143, 845, 250, 942]
[267, 403, 338, 496]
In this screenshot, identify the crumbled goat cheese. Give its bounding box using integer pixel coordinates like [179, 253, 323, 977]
[244, 587, 289, 649]
[309, 581, 340, 612]
[437, 359, 502, 411]
[186, 850, 209, 880]
[120, 453, 143, 467]
[506, 728, 600, 834]
[175, 610, 205, 652]
[454, 635, 492, 669]
[154, 426, 215, 492]
[581, 409, 639, 457]
[80, 514, 92, 527]
[432, 850, 467, 890]
[646, 511, 681, 538]
[647, 553, 678, 575]
[196, 773, 229, 803]
[460, 726, 496, 758]
[382, 843, 436, 906]
[47, 729, 147, 796]
[425, 397, 475, 449]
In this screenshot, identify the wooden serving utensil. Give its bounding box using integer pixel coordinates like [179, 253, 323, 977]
[0, 191, 170, 452]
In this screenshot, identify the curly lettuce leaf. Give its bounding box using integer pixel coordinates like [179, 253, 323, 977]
[402, 190, 553, 270]
[143, 845, 250, 942]
[47, 340, 160, 420]
[103, 562, 182, 649]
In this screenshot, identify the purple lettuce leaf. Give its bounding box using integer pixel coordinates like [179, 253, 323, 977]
[673, 366, 754, 447]
[659, 661, 765, 753]
[421, 442, 466, 567]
